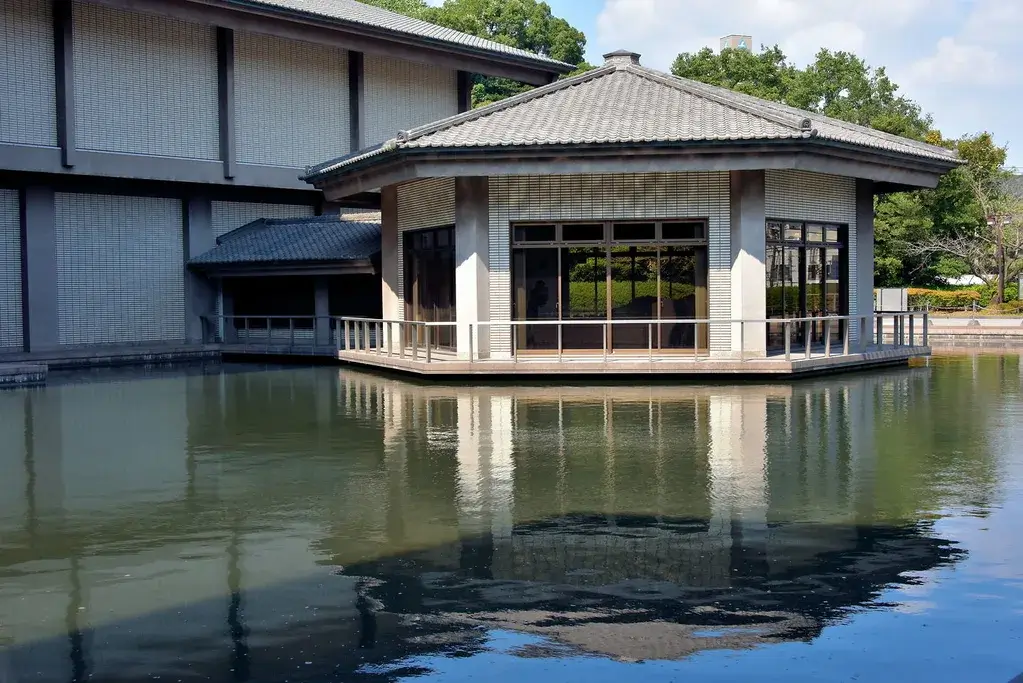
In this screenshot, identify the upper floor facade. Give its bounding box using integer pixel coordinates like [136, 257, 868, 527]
[0, 0, 571, 194]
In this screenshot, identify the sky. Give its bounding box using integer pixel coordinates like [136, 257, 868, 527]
[539, 0, 1021, 169]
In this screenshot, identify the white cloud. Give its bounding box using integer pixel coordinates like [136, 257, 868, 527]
[907, 37, 1007, 88]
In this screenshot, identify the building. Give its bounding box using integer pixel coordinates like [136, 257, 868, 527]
[0, 0, 571, 363]
[720, 34, 752, 51]
[305, 50, 960, 375]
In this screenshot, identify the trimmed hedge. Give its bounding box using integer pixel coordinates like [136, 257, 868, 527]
[906, 288, 981, 309]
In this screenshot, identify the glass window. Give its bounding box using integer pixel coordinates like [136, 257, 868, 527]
[825, 224, 840, 242]
[662, 222, 705, 240]
[784, 222, 803, 241]
[514, 224, 556, 242]
[609, 245, 659, 350]
[562, 223, 604, 242]
[613, 222, 656, 241]
[766, 221, 783, 241]
[806, 223, 824, 242]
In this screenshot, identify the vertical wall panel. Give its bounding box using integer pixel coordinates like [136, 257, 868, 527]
[765, 170, 858, 340]
[486, 172, 731, 355]
[364, 55, 457, 146]
[0, 189, 23, 350]
[55, 193, 185, 345]
[211, 201, 316, 238]
[73, 2, 218, 159]
[1, 0, 57, 146]
[395, 178, 456, 320]
[235, 32, 349, 168]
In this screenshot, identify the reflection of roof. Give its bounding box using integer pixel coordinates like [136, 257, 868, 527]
[190, 212, 381, 268]
[233, 0, 572, 71]
[305, 52, 959, 180]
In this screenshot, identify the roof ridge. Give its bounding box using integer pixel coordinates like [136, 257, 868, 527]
[215, 218, 267, 245]
[398, 64, 617, 144]
[627, 65, 808, 134]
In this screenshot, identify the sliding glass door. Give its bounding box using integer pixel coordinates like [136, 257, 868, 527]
[404, 226, 455, 349]
[511, 221, 709, 354]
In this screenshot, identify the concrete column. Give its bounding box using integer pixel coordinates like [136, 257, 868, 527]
[380, 185, 400, 349]
[21, 186, 60, 352]
[455, 177, 490, 359]
[216, 27, 236, 180]
[314, 276, 330, 346]
[53, 0, 76, 168]
[856, 179, 875, 342]
[729, 170, 767, 357]
[348, 52, 365, 152]
[184, 197, 216, 343]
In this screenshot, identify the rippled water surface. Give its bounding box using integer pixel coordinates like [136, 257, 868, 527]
[1, 355, 1022, 682]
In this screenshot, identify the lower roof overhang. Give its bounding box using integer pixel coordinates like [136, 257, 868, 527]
[190, 259, 378, 278]
[307, 139, 961, 200]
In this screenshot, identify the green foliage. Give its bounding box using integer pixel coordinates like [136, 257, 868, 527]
[361, 0, 589, 107]
[566, 281, 695, 312]
[905, 288, 981, 309]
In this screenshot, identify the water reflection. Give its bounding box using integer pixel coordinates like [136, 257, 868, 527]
[0, 359, 1011, 681]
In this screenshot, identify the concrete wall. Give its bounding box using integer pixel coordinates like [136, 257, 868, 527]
[55, 192, 186, 345]
[211, 200, 317, 238]
[0, 189, 23, 350]
[487, 172, 732, 356]
[0, 0, 58, 146]
[235, 31, 350, 168]
[73, 1, 219, 159]
[363, 54, 458, 145]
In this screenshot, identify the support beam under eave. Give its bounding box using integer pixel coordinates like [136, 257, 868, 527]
[349, 51, 364, 153]
[53, 0, 76, 168]
[217, 27, 236, 180]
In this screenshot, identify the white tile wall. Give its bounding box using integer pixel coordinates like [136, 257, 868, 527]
[235, 32, 349, 168]
[55, 193, 185, 345]
[0, 189, 23, 350]
[394, 178, 456, 320]
[73, 2, 219, 159]
[211, 200, 317, 238]
[488, 173, 732, 354]
[766, 169, 858, 340]
[363, 55, 457, 146]
[1, 0, 57, 146]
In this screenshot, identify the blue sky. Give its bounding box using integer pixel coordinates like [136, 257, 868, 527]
[541, 0, 1021, 168]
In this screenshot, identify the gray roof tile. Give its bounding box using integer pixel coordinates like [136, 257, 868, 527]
[236, 0, 570, 69]
[190, 212, 381, 267]
[306, 60, 958, 179]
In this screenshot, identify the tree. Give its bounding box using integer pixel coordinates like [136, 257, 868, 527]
[360, 0, 590, 106]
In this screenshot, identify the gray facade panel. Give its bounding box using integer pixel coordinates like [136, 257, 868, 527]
[235, 31, 350, 168]
[0, 189, 23, 350]
[1, 0, 58, 146]
[55, 192, 185, 345]
[73, 2, 219, 159]
[363, 54, 458, 146]
[211, 200, 316, 238]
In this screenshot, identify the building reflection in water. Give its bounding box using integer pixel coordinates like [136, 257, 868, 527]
[0, 359, 1004, 681]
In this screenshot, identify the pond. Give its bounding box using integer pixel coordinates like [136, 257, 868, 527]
[0, 355, 1021, 682]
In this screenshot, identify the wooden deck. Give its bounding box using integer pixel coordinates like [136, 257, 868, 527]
[335, 344, 928, 377]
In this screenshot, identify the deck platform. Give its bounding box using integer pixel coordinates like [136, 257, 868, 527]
[335, 344, 928, 377]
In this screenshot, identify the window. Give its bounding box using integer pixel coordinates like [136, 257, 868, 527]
[403, 226, 456, 348]
[765, 220, 847, 350]
[511, 219, 709, 352]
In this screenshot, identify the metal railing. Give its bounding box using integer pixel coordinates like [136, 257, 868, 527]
[335, 311, 929, 364]
[202, 315, 372, 355]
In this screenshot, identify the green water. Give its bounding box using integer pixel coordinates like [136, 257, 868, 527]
[0, 355, 1020, 682]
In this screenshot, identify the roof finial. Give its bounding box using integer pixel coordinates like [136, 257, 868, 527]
[603, 49, 641, 67]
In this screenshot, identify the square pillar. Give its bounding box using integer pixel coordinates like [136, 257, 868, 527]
[184, 197, 216, 343]
[856, 179, 875, 345]
[314, 276, 330, 346]
[380, 185, 400, 349]
[455, 177, 490, 359]
[729, 171, 767, 357]
[21, 186, 60, 352]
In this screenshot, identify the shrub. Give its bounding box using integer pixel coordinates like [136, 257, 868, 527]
[906, 288, 981, 309]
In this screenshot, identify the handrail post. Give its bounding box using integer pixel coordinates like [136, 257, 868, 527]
[804, 320, 812, 359]
[512, 322, 517, 363]
[739, 321, 745, 362]
[387, 321, 393, 356]
[842, 317, 850, 356]
[412, 324, 418, 360]
[909, 313, 915, 346]
[824, 318, 832, 358]
[266, 317, 271, 352]
[876, 315, 883, 347]
[425, 325, 432, 363]
[344, 319, 350, 351]
[923, 311, 929, 347]
[289, 317, 294, 348]
[602, 321, 608, 361]
[784, 320, 791, 361]
[468, 323, 474, 363]
[694, 321, 700, 361]
[557, 321, 563, 362]
[364, 321, 370, 351]
[648, 322, 653, 361]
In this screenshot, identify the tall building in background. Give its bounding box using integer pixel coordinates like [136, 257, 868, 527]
[720, 34, 753, 52]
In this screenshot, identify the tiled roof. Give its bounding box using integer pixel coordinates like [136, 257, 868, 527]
[190, 212, 381, 267]
[232, 0, 571, 70]
[305, 56, 959, 179]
